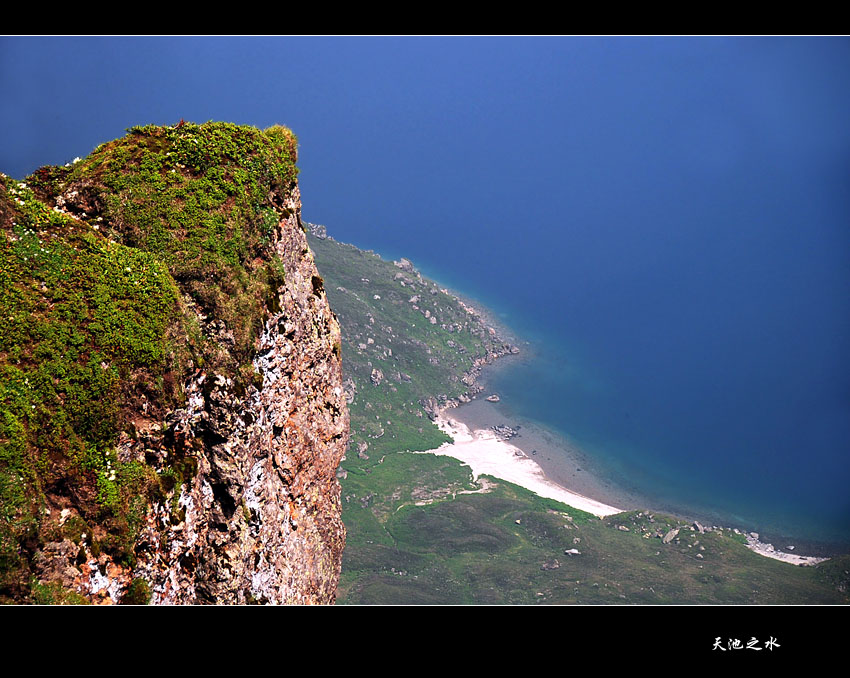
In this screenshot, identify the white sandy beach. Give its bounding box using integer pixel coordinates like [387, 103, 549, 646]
[429, 411, 623, 517]
[426, 409, 830, 566]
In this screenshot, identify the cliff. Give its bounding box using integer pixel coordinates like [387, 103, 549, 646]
[0, 122, 348, 604]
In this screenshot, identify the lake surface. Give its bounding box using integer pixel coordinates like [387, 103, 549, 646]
[4, 37, 847, 550]
[408, 190, 850, 550]
[302, 38, 850, 550]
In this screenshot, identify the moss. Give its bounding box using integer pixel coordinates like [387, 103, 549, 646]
[61, 516, 90, 544]
[727, 530, 749, 546]
[29, 579, 91, 605]
[120, 577, 151, 605]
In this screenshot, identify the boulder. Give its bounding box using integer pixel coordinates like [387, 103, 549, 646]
[662, 528, 679, 544]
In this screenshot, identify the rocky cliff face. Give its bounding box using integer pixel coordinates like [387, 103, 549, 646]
[0, 123, 348, 604]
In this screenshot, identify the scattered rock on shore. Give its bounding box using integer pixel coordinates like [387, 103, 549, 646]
[357, 441, 370, 460]
[393, 257, 416, 273]
[662, 528, 679, 544]
[491, 424, 518, 440]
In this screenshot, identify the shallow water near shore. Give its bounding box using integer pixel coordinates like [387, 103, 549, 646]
[449, 346, 850, 558]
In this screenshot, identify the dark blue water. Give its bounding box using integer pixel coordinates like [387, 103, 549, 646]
[349, 41, 850, 548]
[4, 36, 847, 548]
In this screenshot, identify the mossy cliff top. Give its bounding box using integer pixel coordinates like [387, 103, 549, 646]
[0, 122, 301, 603]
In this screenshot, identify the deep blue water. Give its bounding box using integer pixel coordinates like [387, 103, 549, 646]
[407, 210, 850, 546]
[337, 41, 850, 548]
[3, 36, 849, 547]
[373, 176, 850, 547]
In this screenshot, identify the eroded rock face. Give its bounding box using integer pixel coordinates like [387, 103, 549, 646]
[21, 186, 347, 605]
[130, 187, 348, 604]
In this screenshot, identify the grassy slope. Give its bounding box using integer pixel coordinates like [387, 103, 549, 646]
[308, 230, 850, 605]
[308, 233, 512, 465]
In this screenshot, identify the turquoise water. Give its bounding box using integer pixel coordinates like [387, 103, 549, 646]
[483, 335, 850, 549]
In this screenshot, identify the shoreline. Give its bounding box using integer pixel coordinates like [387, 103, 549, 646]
[425, 266, 839, 567]
[427, 406, 830, 567]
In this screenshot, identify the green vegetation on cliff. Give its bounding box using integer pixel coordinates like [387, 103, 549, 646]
[0, 122, 299, 602]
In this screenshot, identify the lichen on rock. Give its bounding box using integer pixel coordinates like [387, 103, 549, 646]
[0, 122, 348, 604]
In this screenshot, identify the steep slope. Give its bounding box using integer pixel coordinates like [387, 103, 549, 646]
[306, 224, 518, 468]
[0, 122, 348, 604]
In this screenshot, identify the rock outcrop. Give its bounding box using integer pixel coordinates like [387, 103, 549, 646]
[0, 122, 348, 604]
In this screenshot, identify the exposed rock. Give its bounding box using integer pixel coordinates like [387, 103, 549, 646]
[486, 394, 501, 402]
[342, 377, 357, 404]
[393, 257, 416, 273]
[138, 184, 347, 605]
[491, 424, 518, 440]
[662, 528, 679, 544]
[357, 441, 370, 460]
[564, 548, 581, 556]
[370, 368, 384, 386]
[305, 222, 328, 239]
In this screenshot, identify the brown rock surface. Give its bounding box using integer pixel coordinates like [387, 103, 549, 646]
[132, 186, 348, 604]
